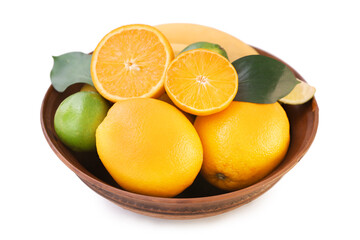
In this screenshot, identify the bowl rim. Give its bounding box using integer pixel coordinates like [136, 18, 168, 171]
[41, 46, 319, 205]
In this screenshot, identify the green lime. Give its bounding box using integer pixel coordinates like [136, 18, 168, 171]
[54, 91, 110, 152]
[279, 80, 316, 105]
[179, 41, 229, 59]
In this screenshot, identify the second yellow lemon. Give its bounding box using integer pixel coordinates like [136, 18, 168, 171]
[194, 101, 290, 191]
[96, 98, 203, 197]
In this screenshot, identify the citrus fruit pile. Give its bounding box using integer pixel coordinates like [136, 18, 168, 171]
[51, 23, 316, 198]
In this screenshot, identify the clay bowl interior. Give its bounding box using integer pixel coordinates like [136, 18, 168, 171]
[41, 47, 319, 219]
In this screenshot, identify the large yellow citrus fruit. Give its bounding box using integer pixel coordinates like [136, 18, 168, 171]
[194, 101, 290, 191]
[155, 23, 258, 62]
[96, 98, 203, 197]
[157, 93, 195, 123]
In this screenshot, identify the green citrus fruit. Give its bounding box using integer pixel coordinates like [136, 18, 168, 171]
[179, 41, 229, 59]
[279, 80, 316, 105]
[54, 91, 110, 152]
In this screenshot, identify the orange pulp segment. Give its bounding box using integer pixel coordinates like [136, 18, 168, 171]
[165, 49, 238, 116]
[91, 24, 174, 102]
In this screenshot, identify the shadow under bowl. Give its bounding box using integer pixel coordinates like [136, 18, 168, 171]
[41, 47, 319, 219]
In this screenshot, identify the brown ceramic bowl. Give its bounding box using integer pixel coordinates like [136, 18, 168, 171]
[41, 47, 319, 219]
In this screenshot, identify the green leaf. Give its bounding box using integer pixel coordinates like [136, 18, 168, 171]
[232, 55, 299, 104]
[50, 52, 93, 92]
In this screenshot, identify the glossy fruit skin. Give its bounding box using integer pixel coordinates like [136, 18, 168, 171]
[157, 93, 195, 123]
[54, 91, 109, 152]
[179, 42, 229, 59]
[96, 98, 203, 198]
[194, 101, 290, 191]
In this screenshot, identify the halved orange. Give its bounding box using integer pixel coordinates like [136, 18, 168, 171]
[165, 49, 238, 116]
[91, 24, 174, 102]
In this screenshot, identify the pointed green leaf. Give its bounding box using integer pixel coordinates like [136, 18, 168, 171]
[232, 55, 299, 103]
[50, 52, 93, 92]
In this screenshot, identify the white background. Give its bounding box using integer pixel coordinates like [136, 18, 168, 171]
[1, 0, 359, 239]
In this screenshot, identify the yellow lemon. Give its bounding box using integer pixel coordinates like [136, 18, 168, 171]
[157, 93, 195, 123]
[96, 98, 203, 197]
[194, 101, 290, 191]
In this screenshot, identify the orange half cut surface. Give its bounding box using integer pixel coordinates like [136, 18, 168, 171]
[91, 24, 174, 102]
[165, 49, 238, 116]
